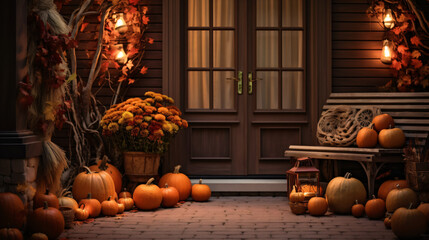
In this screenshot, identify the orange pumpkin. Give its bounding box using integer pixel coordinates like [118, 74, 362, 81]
[356, 126, 378, 148]
[30, 232, 48, 240]
[118, 188, 132, 199]
[161, 184, 180, 208]
[0, 228, 23, 240]
[0, 192, 26, 229]
[72, 166, 116, 203]
[89, 156, 122, 195]
[308, 197, 328, 216]
[101, 196, 118, 216]
[133, 178, 162, 210]
[372, 113, 394, 132]
[384, 216, 392, 229]
[351, 200, 365, 218]
[378, 127, 405, 148]
[386, 184, 418, 213]
[75, 203, 89, 221]
[159, 165, 192, 201]
[377, 179, 408, 201]
[289, 186, 305, 203]
[79, 193, 101, 218]
[365, 195, 386, 219]
[391, 205, 427, 239]
[118, 197, 134, 211]
[191, 179, 211, 202]
[417, 202, 429, 232]
[34, 188, 59, 209]
[117, 203, 125, 214]
[27, 202, 65, 240]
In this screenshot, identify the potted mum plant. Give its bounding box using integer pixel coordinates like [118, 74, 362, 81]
[100, 92, 188, 182]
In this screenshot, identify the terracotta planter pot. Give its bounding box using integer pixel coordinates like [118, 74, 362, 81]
[123, 152, 160, 183]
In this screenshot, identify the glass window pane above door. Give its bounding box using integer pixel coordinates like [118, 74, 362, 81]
[256, 71, 279, 110]
[213, 0, 235, 27]
[282, 71, 303, 109]
[257, 31, 278, 68]
[282, 31, 303, 68]
[256, 0, 279, 27]
[188, 71, 210, 109]
[188, 0, 209, 27]
[213, 71, 235, 110]
[213, 31, 235, 68]
[188, 31, 209, 68]
[282, 0, 303, 27]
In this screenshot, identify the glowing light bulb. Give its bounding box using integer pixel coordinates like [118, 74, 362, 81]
[115, 45, 127, 64]
[380, 40, 392, 64]
[114, 13, 128, 33]
[383, 9, 395, 29]
[383, 46, 391, 58]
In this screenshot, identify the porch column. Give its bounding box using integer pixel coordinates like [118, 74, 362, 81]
[0, 0, 42, 208]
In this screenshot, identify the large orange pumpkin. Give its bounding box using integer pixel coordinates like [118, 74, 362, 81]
[308, 197, 328, 216]
[386, 184, 418, 213]
[378, 128, 405, 148]
[34, 188, 59, 209]
[391, 205, 427, 239]
[325, 172, 367, 214]
[0, 192, 26, 229]
[79, 193, 101, 218]
[27, 202, 65, 240]
[89, 156, 122, 195]
[372, 113, 394, 132]
[417, 202, 429, 232]
[356, 126, 378, 148]
[377, 179, 408, 201]
[161, 184, 180, 208]
[0, 228, 23, 240]
[72, 166, 116, 203]
[365, 195, 386, 219]
[191, 179, 211, 202]
[158, 165, 192, 201]
[133, 178, 162, 210]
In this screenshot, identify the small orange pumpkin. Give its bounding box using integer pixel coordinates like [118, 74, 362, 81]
[89, 156, 122, 195]
[117, 203, 125, 214]
[351, 200, 365, 218]
[27, 202, 65, 240]
[384, 215, 392, 229]
[34, 188, 59, 209]
[289, 185, 305, 203]
[79, 193, 101, 218]
[133, 178, 162, 210]
[101, 196, 118, 216]
[158, 165, 192, 201]
[118, 188, 132, 199]
[161, 184, 180, 208]
[0, 228, 23, 240]
[75, 203, 89, 221]
[308, 197, 328, 216]
[365, 195, 386, 219]
[378, 127, 405, 148]
[372, 113, 394, 132]
[191, 179, 211, 202]
[356, 125, 378, 148]
[118, 197, 134, 211]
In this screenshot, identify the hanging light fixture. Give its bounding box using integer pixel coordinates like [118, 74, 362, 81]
[380, 40, 392, 64]
[115, 44, 128, 64]
[114, 12, 128, 33]
[383, 9, 395, 29]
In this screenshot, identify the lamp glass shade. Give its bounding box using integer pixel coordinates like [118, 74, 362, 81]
[380, 40, 392, 64]
[383, 9, 395, 29]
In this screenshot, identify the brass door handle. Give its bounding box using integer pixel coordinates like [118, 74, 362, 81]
[227, 71, 243, 95]
[247, 72, 262, 94]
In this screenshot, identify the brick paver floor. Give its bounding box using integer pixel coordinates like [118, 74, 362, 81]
[60, 196, 428, 240]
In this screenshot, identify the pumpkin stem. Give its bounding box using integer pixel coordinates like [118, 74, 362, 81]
[146, 177, 155, 185]
[87, 193, 92, 199]
[107, 196, 112, 201]
[43, 201, 49, 209]
[395, 184, 400, 189]
[165, 183, 168, 188]
[372, 194, 376, 199]
[99, 155, 109, 170]
[408, 203, 413, 209]
[199, 179, 203, 184]
[368, 123, 374, 129]
[79, 203, 86, 209]
[345, 172, 352, 179]
[355, 200, 359, 205]
[45, 188, 50, 195]
[83, 166, 93, 174]
[173, 165, 181, 174]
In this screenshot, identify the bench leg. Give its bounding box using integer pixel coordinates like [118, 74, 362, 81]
[357, 161, 386, 197]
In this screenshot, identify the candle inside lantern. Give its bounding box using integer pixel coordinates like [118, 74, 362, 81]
[114, 13, 128, 33]
[115, 44, 128, 64]
[383, 9, 395, 29]
[380, 40, 392, 64]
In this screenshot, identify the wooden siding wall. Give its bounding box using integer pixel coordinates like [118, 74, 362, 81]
[332, 0, 393, 92]
[53, 0, 162, 153]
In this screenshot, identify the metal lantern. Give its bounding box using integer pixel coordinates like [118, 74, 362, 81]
[286, 157, 320, 200]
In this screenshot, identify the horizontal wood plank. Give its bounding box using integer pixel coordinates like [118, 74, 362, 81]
[284, 150, 374, 162]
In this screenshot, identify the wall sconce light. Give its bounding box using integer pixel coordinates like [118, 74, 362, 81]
[383, 9, 395, 29]
[380, 40, 392, 64]
[115, 44, 128, 64]
[114, 13, 128, 33]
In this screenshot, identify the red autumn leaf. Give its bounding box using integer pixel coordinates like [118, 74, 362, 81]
[142, 16, 150, 25]
[392, 27, 402, 35]
[127, 47, 138, 58]
[397, 45, 408, 54]
[140, 66, 148, 75]
[411, 59, 423, 69]
[129, 0, 139, 5]
[400, 22, 409, 32]
[100, 61, 109, 73]
[142, 6, 148, 14]
[112, 61, 121, 69]
[118, 76, 127, 82]
[80, 22, 89, 32]
[128, 78, 135, 84]
[391, 59, 402, 71]
[411, 36, 422, 46]
[148, 38, 154, 44]
[411, 50, 421, 59]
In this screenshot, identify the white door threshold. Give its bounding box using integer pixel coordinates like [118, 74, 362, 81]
[190, 179, 287, 192]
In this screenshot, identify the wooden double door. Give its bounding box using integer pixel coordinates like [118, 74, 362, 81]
[176, 0, 313, 176]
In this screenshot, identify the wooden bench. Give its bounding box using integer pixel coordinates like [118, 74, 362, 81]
[284, 92, 429, 196]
